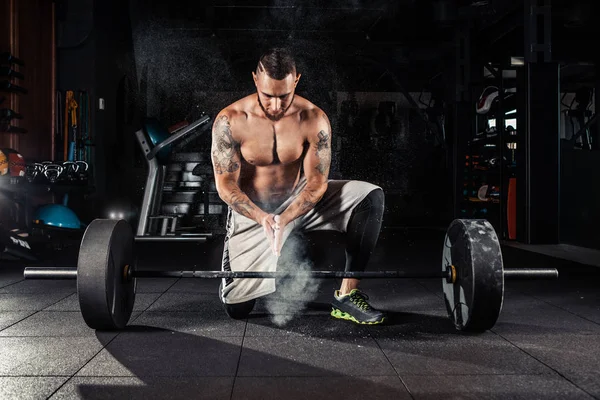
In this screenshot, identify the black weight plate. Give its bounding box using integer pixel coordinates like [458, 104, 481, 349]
[77, 219, 136, 330]
[167, 162, 202, 173]
[442, 219, 504, 332]
[161, 203, 226, 215]
[162, 191, 201, 203]
[165, 171, 205, 182]
[171, 152, 210, 163]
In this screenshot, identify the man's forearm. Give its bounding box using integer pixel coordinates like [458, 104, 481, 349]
[219, 182, 266, 223]
[280, 182, 327, 224]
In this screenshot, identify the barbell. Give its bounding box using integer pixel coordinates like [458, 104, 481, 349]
[23, 218, 558, 332]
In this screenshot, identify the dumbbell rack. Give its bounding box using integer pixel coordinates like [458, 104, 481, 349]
[0, 52, 27, 136]
[460, 63, 518, 240]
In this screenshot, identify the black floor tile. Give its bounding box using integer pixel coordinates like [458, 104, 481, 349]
[44, 293, 161, 312]
[498, 333, 600, 398]
[135, 278, 178, 293]
[245, 314, 373, 337]
[0, 311, 35, 331]
[366, 288, 446, 314]
[166, 278, 220, 294]
[50, 377, 234, 400]
[252, 297, 332, 319]
[0, 276, 23, 288]
[238, 335, 396, 377]
[0, 279, 76, 295]
[76, 332, 242, 377]
[0, 311, 138, 339]
[402, 374, 594, 400]
[367, 310, 459, 337]
[530, 292, 600, 325]
[0, 293, 72, 311]
[0, 265, 24, 288]
[414, 279, 445, 298]
[493, 293, 600, 335]
[376, 332, 554, 375]
[145, 292, 217, 312]
[0, 377, 69, 400]
[569, 373, 600, 399]
[131, 311, 246, 337]
[232, 376, 411, 400]
[0, 228, 599, 399]
[0, 337, 105, 376]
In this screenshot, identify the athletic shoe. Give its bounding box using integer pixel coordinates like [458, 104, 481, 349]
[331, 289, 386, 325]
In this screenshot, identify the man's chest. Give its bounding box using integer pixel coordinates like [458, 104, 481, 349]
[239, 122, 307, 166]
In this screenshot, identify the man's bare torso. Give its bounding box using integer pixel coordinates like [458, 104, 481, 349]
[223, 94, 324, 208]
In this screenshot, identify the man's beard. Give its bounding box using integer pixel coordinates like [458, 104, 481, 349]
[257, 95, 294, 121]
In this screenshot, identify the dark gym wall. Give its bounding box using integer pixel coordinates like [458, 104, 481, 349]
[0, 0, 54, 160]
[561, 148, 600, 250]
[128, 1, 453, 227]
[48, 1, 599, 243]
[56, 0, 138, 222]
[1, 0, 55, 228]
[560, 91, 600, 249]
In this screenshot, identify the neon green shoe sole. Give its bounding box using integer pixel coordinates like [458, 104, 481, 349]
[330, 308, 386, 325]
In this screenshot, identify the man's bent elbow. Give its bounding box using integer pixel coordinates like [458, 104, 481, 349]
[214, 180, 230, 204]
[310, 179, 328, 202]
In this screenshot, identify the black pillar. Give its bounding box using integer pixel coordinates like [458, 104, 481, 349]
[516, 0, 560, 244]
[452, 25, 473, 219]
[596, 63, 600, 148]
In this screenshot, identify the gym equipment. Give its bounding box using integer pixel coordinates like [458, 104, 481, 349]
[24, 218, 558, 331]
[0, 150, 7, 175]
[0, 108, 23, 120]
[76, 219, 135, 329]
[0, 224, 38, 262]
[442, 219, 502, 331]
[0, 124, 27, 134]
[41, 163, 63, 183]
[143, 118, 173, 163]
[25, 163, 47, 183]
[22, 160, 89, 185]
[476, 86, 498, 114]
[33, 204, 85, 230]
[0, 52, 25, 66]
[8, 152, 26, 177]
[134, 115, 212, 241]
[0, 81, 27, 94]
[0, 67, 25, 80]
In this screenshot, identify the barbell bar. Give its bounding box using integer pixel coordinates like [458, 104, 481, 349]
[22, 218, 560, 333]
[23, 267, 559, 281]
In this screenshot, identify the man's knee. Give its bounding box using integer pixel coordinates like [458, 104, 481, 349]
[368, 187, 384, 209]
[354, 188, 385, 214]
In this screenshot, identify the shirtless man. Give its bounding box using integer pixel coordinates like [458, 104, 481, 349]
[211, 48, 386, 324]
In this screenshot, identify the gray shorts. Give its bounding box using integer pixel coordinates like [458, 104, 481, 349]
[220, 177, 381, 304]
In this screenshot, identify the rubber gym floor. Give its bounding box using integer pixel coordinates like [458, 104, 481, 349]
[1, 228, 599, 399]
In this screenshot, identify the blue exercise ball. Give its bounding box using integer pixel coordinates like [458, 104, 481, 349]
[33, 204, 83, 230]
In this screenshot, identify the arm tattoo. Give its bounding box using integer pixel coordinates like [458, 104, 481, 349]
[315, 130, 331, 175]
[300, 200, 316, 213]
[212, 115, 240, 174]
[228, 188, 256, 219]
[298, 187, 322, 214]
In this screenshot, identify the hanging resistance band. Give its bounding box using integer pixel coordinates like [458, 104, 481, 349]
[65, 90, 78, 161]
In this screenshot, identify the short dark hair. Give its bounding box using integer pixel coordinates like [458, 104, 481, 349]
[256, 48, 296, 80]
